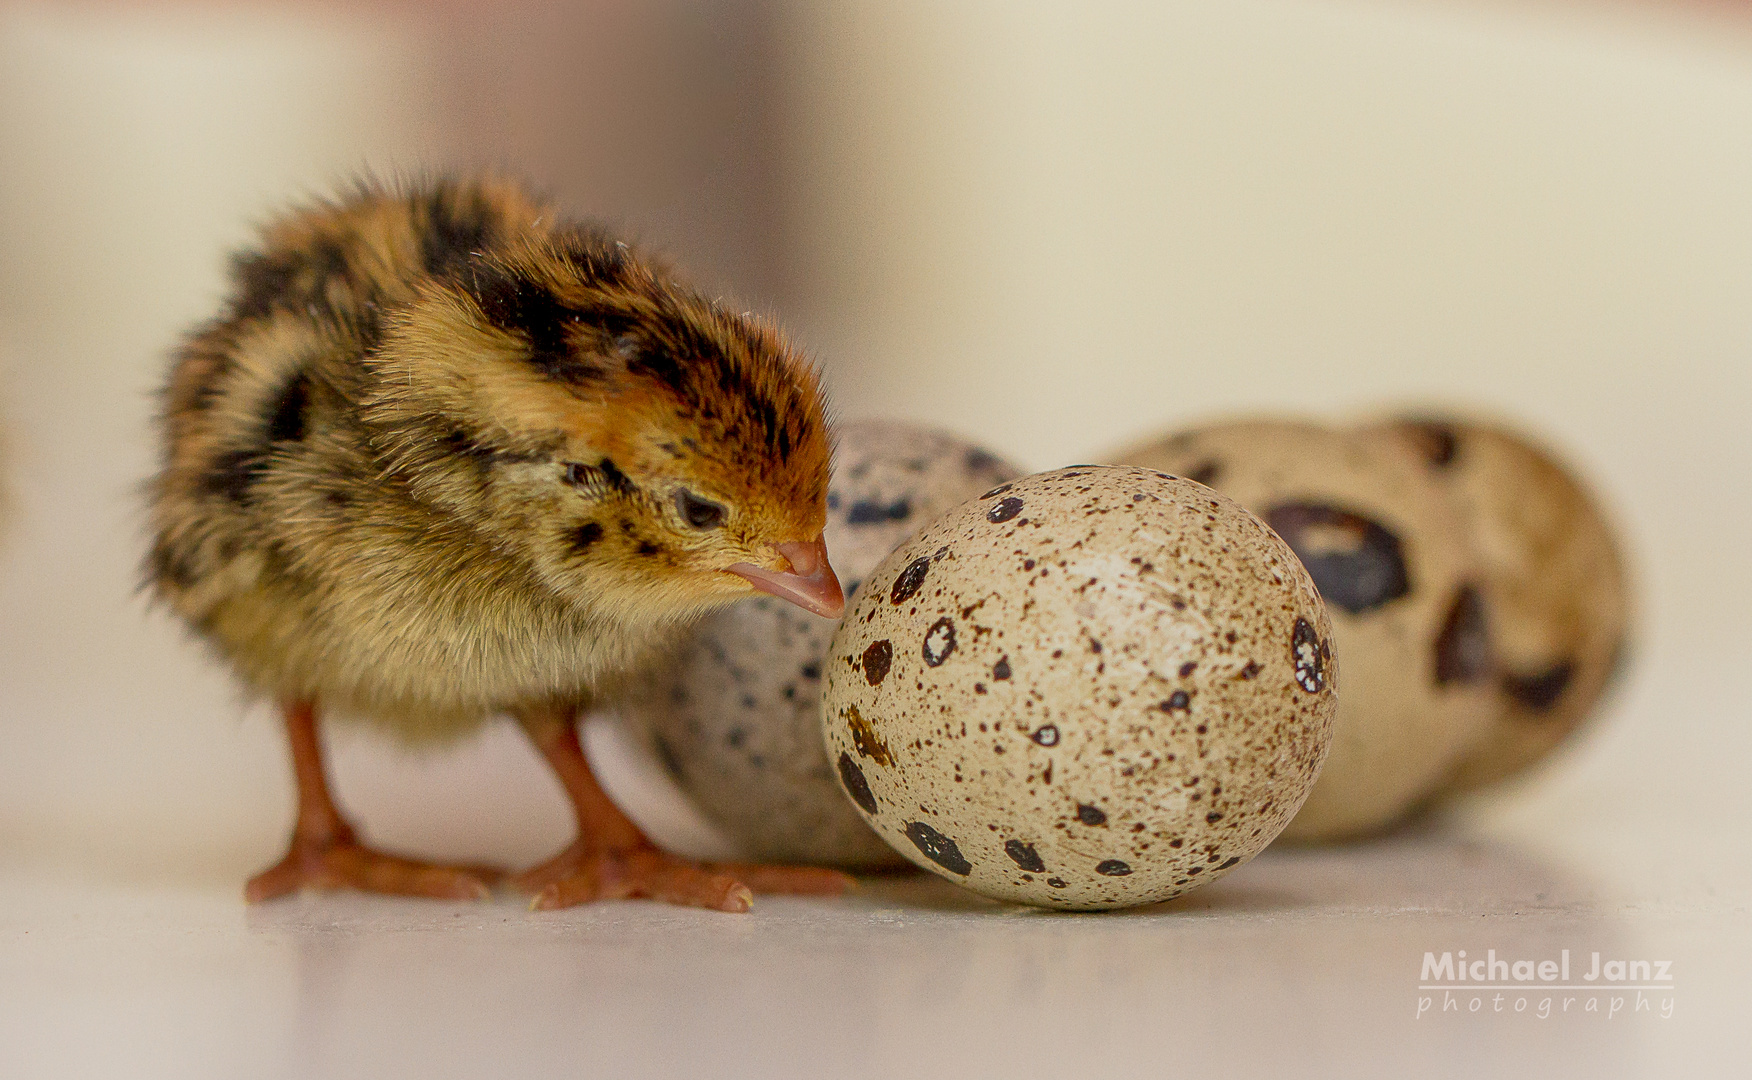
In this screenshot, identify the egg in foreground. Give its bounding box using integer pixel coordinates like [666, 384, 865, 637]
[823, 466, 1337, 910]
[624, 421, 1021, 868]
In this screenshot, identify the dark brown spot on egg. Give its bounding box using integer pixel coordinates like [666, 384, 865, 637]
[843, 704, 894, 766]
[1606, 636, 1632, 689]
[1186, 460, 1221, 487]
[1095, 859, 1132, 877]
[847, 498, 912, 525]
[652, 734, 684, 780]
[837, 752, 879, 814]
[1504, 658, 1575, 713]
[1266, 503, 1410, 614]
[965, 447, 1005, 474]
[1398, 418, 1461, 468]
[1077, 803, 1107, 826]
[1004, 840, 1046, 872]
[1032, 725, 1059, 747]
[1292, 617, 1326, 693]
[1433, 584, 1492, 685]
[904, 822, 972, 875]
[987, 496, 1024, 523]
[1178, 661, 1197, 678]
[993, 656, 1012, 681]
[861, 640, 893, 686]
[1160, 691, 1191, 713]
[922, 618, 957, 667]
[891, 558, 930, 604]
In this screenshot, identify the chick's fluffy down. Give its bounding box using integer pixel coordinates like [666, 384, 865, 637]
[148, 176, 832, 740]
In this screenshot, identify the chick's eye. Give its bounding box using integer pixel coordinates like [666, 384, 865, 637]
[675, 489, 726, 529]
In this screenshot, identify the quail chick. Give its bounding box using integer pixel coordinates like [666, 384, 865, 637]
[147, 176, 849, 912]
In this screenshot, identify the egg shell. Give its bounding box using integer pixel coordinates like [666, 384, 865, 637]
[624, 421, 1021, 868]
[1370, 415, 1633, 793]
[1113, 419, 1497, 841]
[823, 465, 1336, 910]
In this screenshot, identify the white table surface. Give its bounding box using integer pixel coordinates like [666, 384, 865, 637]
[3, 652, 1745, 1080]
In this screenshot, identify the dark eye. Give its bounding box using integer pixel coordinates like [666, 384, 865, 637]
[563, 463, 591, 488]
[675, 489, 726, 529]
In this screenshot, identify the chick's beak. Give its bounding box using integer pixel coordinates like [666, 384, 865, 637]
[727, 536, 845, 619]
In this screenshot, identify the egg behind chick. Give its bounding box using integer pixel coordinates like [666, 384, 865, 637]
[1113, 419, 1498, 841]
[1370, 415, 1632, 793]
[623, 421, 1022, 868]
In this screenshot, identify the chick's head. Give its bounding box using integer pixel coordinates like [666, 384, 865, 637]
[366, 231, 841, 626]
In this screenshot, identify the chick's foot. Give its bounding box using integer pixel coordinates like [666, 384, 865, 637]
[246, 700, 500, 903]
[247, 830, 501, 903]
[512, 842, 853, 913]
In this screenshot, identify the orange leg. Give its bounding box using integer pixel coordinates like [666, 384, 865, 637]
[510, 703, 854, 913]
[246, 701, 500, 903]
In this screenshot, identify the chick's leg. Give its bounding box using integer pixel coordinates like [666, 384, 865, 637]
[246, 700, 498, 903]
[510, 704, 853, 913]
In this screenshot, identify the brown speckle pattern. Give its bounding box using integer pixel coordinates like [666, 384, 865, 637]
[822, 465, 1336, 910]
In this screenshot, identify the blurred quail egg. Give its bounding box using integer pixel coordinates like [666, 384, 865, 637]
[1113, 419, 1496, 841]
[1368, 414, 1632, 793]
[823, 466, 1336, 910]
[623, 420, 1022, 869]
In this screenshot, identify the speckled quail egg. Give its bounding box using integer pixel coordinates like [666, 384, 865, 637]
[1112, 419, 1497, 841]
[1367, 415, 1632, 794]
[823, 465, 1337, 910]
[622, 420, 1022, 869]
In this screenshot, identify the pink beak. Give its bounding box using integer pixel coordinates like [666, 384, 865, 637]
[727, 536, 846, 619]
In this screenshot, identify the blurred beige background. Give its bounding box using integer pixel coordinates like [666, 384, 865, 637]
[2, 0, 1750, 890]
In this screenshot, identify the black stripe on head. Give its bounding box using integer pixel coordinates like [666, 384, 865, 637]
[467, 265, 603, 384]
[548, 226, 635, 290]
[707, 341, 795, 465]
[420, 184, 499, 277]
[620, 338, 687, 395]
